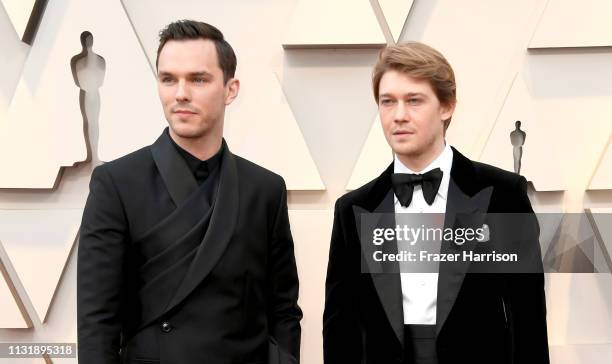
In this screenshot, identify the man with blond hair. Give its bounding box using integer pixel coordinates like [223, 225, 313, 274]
[323, 42, 549, 363]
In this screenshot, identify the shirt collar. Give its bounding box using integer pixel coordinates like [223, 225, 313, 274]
[167, 129, 222, 176]
[393, 142, 453, 201]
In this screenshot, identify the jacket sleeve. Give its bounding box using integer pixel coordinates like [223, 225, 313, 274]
[506, 176, 550, 363]
[323, 198, 363, 363]
[267, 178, 303, 362]
[77, 165, 128, 363]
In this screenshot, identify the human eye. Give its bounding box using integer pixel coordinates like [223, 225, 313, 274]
[160, 75, 174, 84]
[407, 97, 422, 105]
[380, 98, 395, 106]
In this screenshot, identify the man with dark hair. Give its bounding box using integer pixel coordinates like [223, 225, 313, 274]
[78, 20, 302, 364]
[323, 42, 549, 363]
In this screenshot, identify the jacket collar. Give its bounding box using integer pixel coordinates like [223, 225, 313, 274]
[150, 127, 199, 206]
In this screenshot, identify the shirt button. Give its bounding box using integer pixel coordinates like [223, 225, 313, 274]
[160, 321, 173, 333]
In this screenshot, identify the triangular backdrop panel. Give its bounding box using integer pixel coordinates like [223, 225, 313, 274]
[529, 0, 612, 48]
[0, 2, 29, 124]
[589, 135, 612, 190]
[377, 0, 414, 43]
[0, 253, 30, 328]
[346, 114, 391, 190]
[0, 0, 38, 40]
[283, 0, 386, 48]
[348, 0, 548, 189]
[481, 40, 612, 191]
[479, 73, 566, 191]
[0, 209, 81, 322]
[0, 0, 165, 188]
[224, 70, 324, 190]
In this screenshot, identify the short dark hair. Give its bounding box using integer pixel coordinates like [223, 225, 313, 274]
[156, 20, 237, 83]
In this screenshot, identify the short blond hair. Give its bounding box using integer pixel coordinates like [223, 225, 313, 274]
[372, 42, 457, 128]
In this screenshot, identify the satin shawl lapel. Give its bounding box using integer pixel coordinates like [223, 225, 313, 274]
[353, 163, 405, 347]
[151, 128, 198, 207]
[165, 139, 239, 312]
[435, 147, 493, 336]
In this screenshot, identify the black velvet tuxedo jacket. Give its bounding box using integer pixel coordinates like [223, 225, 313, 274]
[323, 147, 549, 364]
[78, 130, 302, 364]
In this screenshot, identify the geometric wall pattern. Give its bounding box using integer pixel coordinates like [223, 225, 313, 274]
[0, 0, 156, 188]
[377, 0, 414, 43]
[0, 1, 611, 363]
[290, 210, 333, 364]
[224, 70, 325, 190]
[283, 0, 385, 48]
[0, 209, 81, 323]
[0, 0, 45, 43]
[0, 254, 31, 328]
[480, 71, 568, 191]
[0, 0, 37, 38]
[346, 114, 390, 189]
[277, 48, 380, 193]
[529, 0, 612, 49]
[0, 2, 28, 120]
[349, 0, 550, 189]
[590, 135, 612, 190]
[540, 212, 612, 273]
[587, 208, 612, 273]
[484, 50, 612, 192]
[0, 0, 324, 190]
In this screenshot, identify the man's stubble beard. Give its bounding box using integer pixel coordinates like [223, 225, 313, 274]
[168, 116, 217, 140]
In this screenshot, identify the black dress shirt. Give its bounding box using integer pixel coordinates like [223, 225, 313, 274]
[167, 130, 223, 185]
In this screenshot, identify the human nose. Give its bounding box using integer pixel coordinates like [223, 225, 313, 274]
[175, 79, 191, 102]
[393, 101, 407, 123]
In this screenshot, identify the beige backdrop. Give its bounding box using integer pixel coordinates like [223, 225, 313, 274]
[0, 0, 611, 363]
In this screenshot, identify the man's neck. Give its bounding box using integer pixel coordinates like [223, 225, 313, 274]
[396, 141, 446, 173]
[168, 128, 222, 161]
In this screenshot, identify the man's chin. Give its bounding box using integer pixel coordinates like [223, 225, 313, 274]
[168, 122, 207, 139]
[390, 143, 420, 158]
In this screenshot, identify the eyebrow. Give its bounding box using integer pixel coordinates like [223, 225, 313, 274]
[157, 71, 214, 78]
[379, 92, 427, 98]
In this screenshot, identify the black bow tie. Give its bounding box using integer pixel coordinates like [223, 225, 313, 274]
[391, 168, 443, 207]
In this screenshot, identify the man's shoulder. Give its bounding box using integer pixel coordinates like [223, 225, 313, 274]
[233, 154, 285, 190]
[469, 159, 524, 189]
[92, 145, 154, 179]
[338, 178, 378, 207]
[450, 146, 524, 189]
[335, 167, 391, 212]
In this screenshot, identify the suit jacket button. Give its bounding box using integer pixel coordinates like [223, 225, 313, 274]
[160, 321, 173, 333]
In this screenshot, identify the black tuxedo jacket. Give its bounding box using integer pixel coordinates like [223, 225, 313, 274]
[78, 129, 302, 364]
[323, 147, 549, 364]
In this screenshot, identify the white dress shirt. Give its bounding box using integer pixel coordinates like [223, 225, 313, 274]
[394, 143, 453, 325]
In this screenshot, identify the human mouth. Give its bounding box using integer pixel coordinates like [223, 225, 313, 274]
[174, 109, 197, 115]
[393, 130, 415, 135]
